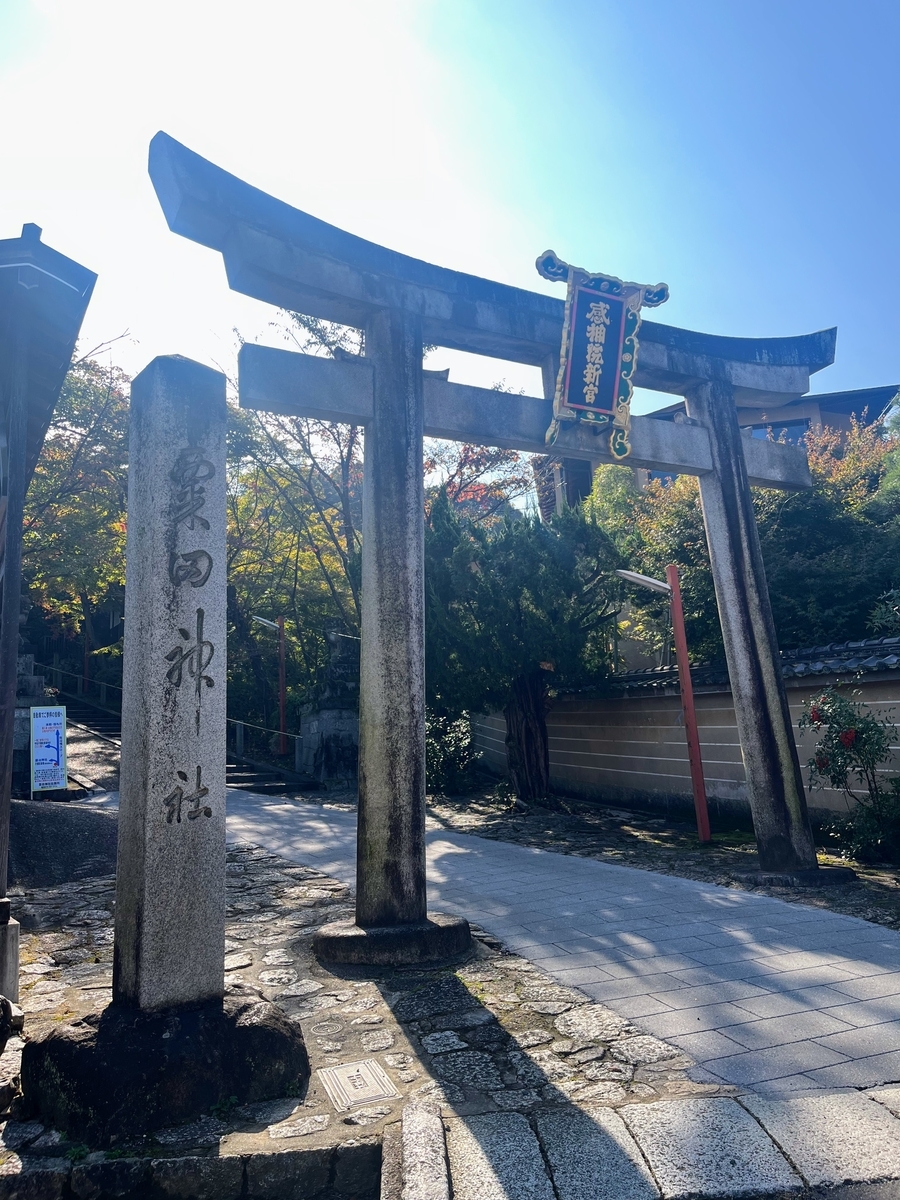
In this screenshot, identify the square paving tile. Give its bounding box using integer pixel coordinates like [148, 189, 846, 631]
[670, 1029, 748, 1061]
[832, 972, 900, 1001]
[722, 1011, 854, 1051]
[585, 975, 688, 1003]
[640, 1002, 760, 1039]
[648, 980, 769, 1011]
[813, 1022, 900, 1059]
[729, 988, 846, 1021]
[825, 999, 900, 1029]
[741, 1090, 900, 1186]
[701, 1041, 850, 1086]
[760, 965, 861, 992]
[620, 1097, 799, 1198]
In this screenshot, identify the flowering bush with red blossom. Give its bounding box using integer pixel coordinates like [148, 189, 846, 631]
[800, 687, 891, 801]
[800, 687, 900, 862]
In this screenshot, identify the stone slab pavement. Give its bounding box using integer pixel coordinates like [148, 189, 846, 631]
[85, 789, 900, 1195]
[222, 791, 900, 1098]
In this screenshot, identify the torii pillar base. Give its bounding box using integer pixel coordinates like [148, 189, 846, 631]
[314, 913, 471, 967]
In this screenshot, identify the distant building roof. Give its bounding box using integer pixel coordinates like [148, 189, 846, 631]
[646, 384, 899, 426]
[601, 635, 900, 694]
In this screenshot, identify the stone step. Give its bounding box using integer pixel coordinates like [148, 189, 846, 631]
[445, 1113, 555, 1200]
[226, 777, 290, 795]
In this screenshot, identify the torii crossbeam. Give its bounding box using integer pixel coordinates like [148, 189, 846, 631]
[150, 133, 840, 955]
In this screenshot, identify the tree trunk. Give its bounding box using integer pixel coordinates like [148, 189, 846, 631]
[227, 584, 272, 728]
[80, 591, 92, 690]
[504, 671, 549, 802]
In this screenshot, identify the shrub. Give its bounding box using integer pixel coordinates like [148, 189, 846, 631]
[425, 711, 480, 795]
[799, 687, 900, 862]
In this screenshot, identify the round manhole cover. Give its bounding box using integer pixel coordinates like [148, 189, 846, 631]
[311, 1018, 345, 1036]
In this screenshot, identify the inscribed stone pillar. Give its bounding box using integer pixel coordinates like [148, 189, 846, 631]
[356, 309, 428, 927]
[685, 378, 817, 872]
[113, 355, 227, 1010]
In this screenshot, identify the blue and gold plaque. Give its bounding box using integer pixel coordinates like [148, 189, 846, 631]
[536, 251, 669, 459]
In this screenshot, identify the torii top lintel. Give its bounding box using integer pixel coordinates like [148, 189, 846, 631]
[149, 132, 835, 402]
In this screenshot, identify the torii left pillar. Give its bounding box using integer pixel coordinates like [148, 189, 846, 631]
[313, 310, 470, 964]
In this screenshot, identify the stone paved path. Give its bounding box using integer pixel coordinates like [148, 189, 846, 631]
[224, 792, 900, 1098]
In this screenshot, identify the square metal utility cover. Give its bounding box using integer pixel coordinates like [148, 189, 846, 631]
[317, 1058, 402, 1112]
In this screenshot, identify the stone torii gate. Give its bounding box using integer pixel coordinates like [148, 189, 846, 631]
[150, 133, 836, 956]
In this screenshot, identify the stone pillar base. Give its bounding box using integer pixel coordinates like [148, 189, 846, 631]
[732, 865, 857, 888]
[0, 919, 20, 1004]
[314, 913, 471, 966]
[20, 984, 309, 1146]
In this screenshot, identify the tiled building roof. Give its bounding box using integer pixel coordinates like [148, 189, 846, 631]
[606, 636, 900, 693]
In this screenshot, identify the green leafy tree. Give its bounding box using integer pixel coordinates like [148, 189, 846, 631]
[590, 418, 900, 662]
[22, 355, 129, 681]
[424, 491, 621, 802]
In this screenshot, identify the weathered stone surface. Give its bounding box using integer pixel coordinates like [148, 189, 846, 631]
[554, 1005, 632, 1043]
[20, 984, 309, 1144]
[536, 1106, 659, 1200]
[8, 801, 117, 889]
[0, 1121, 44, 1151]
[421, 1032, 467, 1054]
[516, 1030, 553, 1049]
[332, 1137, 380, 1197]
[413, 1081, 465, 1106]
[154, 1115, 225, 1147]
[70, 1156, 151, 1200]
[114, 355, 228, 1011]
[401, 1103, 449, 1200]
[445, 1113, 555, 1200]
[743, 1091, 900, 1186]
[344, 1104, 393, 1127]
[279, 980, 323, 998]
[621, 1097, 799, 1198]
[526, 1001, 572, 1015]
[568, 1080, 629, 1105]
[494, 1089, 542, 1111]
[360, 1030, 394, 1053]
[151, 1155, 245, 1200]
[431, 1050, 502, 1091]
[584, 1060, 633, 1083]
[244, 1147, 332, 1200]
[0, 1155, 68, 1200]
[610, 1036, 682, 1066]
[391, 978, 480, 1023]
[268, 1114, 329, 1139]
[314, 914, 470, 967]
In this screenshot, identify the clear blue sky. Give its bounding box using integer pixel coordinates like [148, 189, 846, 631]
[1, 0, 898, 409]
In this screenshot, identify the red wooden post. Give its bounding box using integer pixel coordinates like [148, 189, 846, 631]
[666, 564, 711, 843]
[277, 615, 287, 756]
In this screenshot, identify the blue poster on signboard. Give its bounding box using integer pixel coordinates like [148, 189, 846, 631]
[31, 707, 67, 792]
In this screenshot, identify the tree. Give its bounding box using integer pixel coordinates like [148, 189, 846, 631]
[424, 491, 621, 801]
[22, 355, 129, 682]
[588, 466, 720, 660]
[225, 314, 365, 731]
[590, 417, 900, 663]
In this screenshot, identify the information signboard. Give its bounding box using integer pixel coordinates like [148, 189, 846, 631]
[30, 706, 67, 792]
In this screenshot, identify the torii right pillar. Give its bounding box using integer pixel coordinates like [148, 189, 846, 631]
[685, 379, 818, 874]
